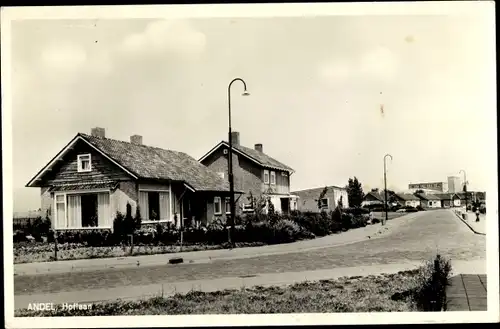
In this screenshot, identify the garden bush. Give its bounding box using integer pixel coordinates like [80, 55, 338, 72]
[290, 210, 332, 236]
[413, 254, 452, 311]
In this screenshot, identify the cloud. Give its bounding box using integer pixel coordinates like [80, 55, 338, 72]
[359, 46, 399, 82]
[40, 42, 88, 71]
[120, 20, 206, 59]
[318, 46, 399, 84]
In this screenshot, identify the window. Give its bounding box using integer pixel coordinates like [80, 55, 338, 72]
[270, 171, 276, 185]
[225, 197, 231, 214]
[77, 154, 91, 172]
[214, 197, 222, 215]
[139, 190, 170, 221]
[243, 204, 254, 213]
[320, 198, 329, 209]
[218, 172, 225, 179]
[55, 194, 66, 228]
[264, 170, 270, 184]
[55, 192, 111, 229]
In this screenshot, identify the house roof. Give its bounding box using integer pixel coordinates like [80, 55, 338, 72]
[434, 193, 459, 200]
[292, 185, 346, 195]
[364, 191, 386, 202]
[415, 193, 441, 201]
[394, 193, 420, 201]
[27, 133, 242, 193]
[199, 141, 294, 173]
[49, 181, 119, 192]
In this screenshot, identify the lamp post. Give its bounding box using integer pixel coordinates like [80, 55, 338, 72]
[227, 78, 250, 245]
[383, 154, 393, 226]
[460, 169, 468, 212]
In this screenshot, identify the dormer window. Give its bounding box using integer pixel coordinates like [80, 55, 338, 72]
[77, 154, 92, 172]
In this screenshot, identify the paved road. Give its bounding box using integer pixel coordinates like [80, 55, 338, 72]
[14, 209, 485, 300]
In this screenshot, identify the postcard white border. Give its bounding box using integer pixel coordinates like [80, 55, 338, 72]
[2, 2, 498, 328]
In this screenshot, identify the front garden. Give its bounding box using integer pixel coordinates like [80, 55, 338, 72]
[14, 205, 396, 264]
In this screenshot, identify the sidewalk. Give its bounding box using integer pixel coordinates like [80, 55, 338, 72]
[14, 259, 485, 310]
[446, 274, 487, 311]
[14, 212, 421, 276]
[452, 209, 486, 235]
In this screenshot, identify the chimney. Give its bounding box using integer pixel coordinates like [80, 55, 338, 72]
[254, 143, 263, 153]
[230, 131, 240, 146]
[130, 135, 143, 145]
[91, 127, 105, 138]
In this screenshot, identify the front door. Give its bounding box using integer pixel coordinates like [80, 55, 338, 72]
[280, 198, 290, 214]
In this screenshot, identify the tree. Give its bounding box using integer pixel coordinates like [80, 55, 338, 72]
[314, 186, 329, 211]
[415, 189, 425, 194]
[347, 177, 364, 208]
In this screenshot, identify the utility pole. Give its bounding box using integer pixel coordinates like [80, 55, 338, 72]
[383, 154, 393, 226]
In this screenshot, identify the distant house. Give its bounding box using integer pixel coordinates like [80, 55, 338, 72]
[415, 193, 441, 208]
[199, 131, 298, 215]
[436, 193, 461, 208]
[361, 191, 386, 207]
[292, 186, 349, 213]
[26, 128, 243, 230]
[393, 193, 421, 208]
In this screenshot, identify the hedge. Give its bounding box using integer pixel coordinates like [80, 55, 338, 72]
[14, 208, 372, 248]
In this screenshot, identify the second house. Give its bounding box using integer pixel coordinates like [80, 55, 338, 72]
[199, 132, 298, 215]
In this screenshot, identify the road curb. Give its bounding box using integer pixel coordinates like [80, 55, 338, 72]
[452, 210, 486, 236]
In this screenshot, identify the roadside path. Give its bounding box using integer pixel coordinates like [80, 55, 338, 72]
[452, 209, 486, 235]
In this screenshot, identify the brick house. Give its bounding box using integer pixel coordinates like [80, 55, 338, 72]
[26, 128, 243, 230]
[199, 131, 297, 215]
[292, 186, 349, 212]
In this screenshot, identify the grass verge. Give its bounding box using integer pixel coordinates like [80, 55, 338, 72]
[14, 242, 266, 264]
[15, 255, 452, 316]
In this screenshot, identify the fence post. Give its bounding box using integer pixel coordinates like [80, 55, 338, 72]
[54, 230, 58, 261]
[129, 234, 134, 255]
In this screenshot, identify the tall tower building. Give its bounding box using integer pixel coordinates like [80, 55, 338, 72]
[447, 176, 462, 193]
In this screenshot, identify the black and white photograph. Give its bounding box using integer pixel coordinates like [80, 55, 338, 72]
[2, 2, 498, 327]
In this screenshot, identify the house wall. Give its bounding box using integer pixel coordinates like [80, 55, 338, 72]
[427, 200, 441, 208]
[404, 200, 421, 208]
[40, 187, 53, 222]
[202, 146, 267, 214]
[294, 187, 349, 212]
[43, 140, 130, 186]
[261, 169, 290, 195]
[111, 181, 138, 219]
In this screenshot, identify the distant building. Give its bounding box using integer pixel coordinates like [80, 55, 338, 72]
[293, 186, 348, 212]
[393, 193, 421, 208]
[447, 176, 462, 193]
[415, 193, 442, 208]
[408, 182, 448, 193]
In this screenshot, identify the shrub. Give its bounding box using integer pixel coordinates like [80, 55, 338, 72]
[272, 219, 309, 243]
[291, 211, 331, 236]
[416, 205, 425, 211]
[343, 207, 370, 216]
[414, 254, 452, 311]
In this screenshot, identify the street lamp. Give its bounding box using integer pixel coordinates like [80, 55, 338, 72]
[227, 78, 250, 245]
[383, 154, 393, 226]
[459, 169, 468, 212]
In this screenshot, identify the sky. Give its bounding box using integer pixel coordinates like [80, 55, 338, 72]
[6, 8, 497, 212]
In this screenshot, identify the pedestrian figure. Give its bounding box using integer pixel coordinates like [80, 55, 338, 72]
[476, 208, 480, 222]
[368, 211, 374, 225]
